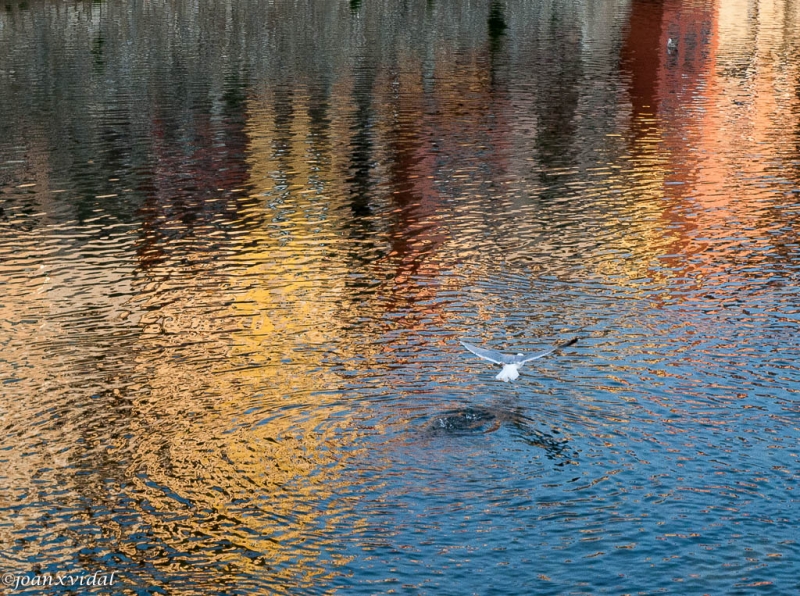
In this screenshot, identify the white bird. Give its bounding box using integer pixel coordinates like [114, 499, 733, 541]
[461, 337, 578, 382]
[667, 37, 678, 53]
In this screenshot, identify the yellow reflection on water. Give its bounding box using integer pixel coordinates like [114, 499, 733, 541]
[122, 97, 372, 585]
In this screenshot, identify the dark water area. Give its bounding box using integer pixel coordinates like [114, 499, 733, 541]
[1, 0, 800, 593]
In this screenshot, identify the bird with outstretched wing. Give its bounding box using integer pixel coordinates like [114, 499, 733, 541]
[461, 337, 578, 382]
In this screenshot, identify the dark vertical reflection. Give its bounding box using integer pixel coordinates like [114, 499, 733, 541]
[484, 0, 512, 199]
[532, 6, 583, 182]
[344, 9, 381, 269]
[307, 81, 332, 170]
[378, 63, 447, 328]
[271, 83, 297, 198]
[620, 0, 664, 135]
[487, 0, 507, 56]
[91, 31, 105, 70]
[487, 0, 508, 97]
[136, 76, 251, 269]
[347, 69, 377, 220]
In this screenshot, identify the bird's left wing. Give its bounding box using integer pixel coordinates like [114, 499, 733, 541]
[460, 342, 508, 365]
[516, 337, 579, 364]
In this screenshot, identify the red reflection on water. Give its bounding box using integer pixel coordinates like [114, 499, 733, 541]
[137, 103, 252, 269]
[623, 0, 800, 310]
[657, 0, 720, 287]
[376, 38, 514, 332]
[621, 0, 666, 129]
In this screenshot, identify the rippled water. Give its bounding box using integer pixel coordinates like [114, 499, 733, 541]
[2, 0, 800, 593]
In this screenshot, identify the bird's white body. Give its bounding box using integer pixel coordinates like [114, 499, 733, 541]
[667, 38, 678, 53]
[497, 363, 520, 382]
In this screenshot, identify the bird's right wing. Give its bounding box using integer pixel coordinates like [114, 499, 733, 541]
[460, 342, 508, 365]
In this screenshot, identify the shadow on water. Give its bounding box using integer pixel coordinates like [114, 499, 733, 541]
[425, 405, 576, 464]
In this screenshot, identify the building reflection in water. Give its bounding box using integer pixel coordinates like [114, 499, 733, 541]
[0, 0, 799, 592]
[616, 0, 800, 303]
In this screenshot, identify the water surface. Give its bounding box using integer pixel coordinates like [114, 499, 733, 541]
[1, 0, 800, 593]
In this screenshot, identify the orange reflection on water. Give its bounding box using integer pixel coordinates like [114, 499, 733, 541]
[621, 0, 800, 298]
